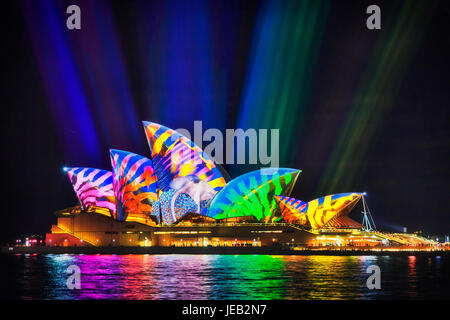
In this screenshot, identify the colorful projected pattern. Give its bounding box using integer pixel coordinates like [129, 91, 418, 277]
[275, 196, 309, 226]
[66, 167, 116, 217]
[142, 121, 226, 192]
[110, 149, 158, 223]
[208, 168, 300, 222]
[303, 193, 363, 229]
[151, 189, 209, 225]
[324, 215, 362, 229]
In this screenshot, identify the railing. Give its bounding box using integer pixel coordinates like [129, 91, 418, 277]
[51, 224, 96, 246]
[371, 231, 408, 245]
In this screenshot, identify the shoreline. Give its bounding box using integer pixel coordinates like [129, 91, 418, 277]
[2, 246, 448, 256]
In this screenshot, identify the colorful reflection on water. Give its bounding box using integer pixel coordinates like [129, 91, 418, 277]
[2, 254, 449, 299]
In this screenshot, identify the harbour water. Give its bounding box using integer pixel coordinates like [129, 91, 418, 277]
[1, 254, 449, 300]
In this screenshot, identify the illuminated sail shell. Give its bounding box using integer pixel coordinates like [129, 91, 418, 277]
[275, 196, 309, 226]
[66, 167, 116, 217]
[142, 121, 226, 192]
[208, 168, 301, 222]
[324, 215, 362, 229]
[110, 149, 158, 224]
[303, 193, 363, 229]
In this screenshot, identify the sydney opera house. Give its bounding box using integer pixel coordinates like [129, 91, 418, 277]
[46, 121, 435, 248]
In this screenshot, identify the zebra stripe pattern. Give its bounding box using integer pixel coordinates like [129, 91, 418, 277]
[142, 121, 226, 192]
[66, 167, 116, 217]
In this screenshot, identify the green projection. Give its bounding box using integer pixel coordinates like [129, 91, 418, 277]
[237, 0, 330, 169]
[210, 255, 288, 299]
[318, 0, 437, 193]
[208, 168, 300, 221]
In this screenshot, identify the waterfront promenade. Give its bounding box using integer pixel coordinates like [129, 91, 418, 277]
[2, 245, 448, 256]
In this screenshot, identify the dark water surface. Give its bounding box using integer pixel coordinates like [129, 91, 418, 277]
[1, 254, 449, 299]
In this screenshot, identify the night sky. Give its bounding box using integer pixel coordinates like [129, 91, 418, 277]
[1, 0, 449, 244]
